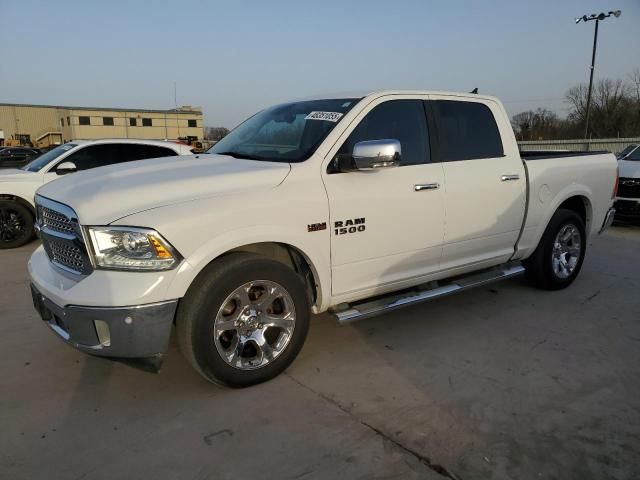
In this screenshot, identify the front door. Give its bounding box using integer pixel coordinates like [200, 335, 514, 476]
[323, 98, 445, 298]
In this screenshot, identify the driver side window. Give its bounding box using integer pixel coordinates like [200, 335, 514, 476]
[59, 144, 119, 171]
[338, 99, 430, 166]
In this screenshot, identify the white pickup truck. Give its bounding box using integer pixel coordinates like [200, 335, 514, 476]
[28, 90, 617, 387]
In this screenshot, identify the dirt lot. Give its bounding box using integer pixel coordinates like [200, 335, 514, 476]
[2, 226, 639, 480]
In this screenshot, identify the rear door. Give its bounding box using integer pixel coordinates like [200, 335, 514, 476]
[427, 97, 526, 270]
[323, 97, 445, 297]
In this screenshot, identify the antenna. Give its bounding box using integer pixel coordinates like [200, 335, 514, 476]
[470, 88, 478, 94]
[173, 81, 178, 108]
[174, 81, 181, 139]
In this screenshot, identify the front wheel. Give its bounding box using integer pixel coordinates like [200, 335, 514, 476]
[0, 200, 35, 249]
[523, 209, 586, 290]
[176, 253, 310, 387]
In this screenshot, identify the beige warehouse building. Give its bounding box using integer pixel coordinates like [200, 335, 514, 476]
[0, 103, 204, 148]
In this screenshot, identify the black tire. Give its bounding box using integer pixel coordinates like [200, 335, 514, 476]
[523, 209, 586, 290]
[0, 200, 35, 249]
[176, 252, 310, 388]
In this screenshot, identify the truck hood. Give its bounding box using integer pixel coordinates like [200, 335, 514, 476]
[36, 154, 291, 225]
[618, 159, 640, 178]
[0, 168, 40, 182]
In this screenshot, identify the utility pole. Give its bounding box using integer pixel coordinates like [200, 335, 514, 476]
[575, 10, 621, 139]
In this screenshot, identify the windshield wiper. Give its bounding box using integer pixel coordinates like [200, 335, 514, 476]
[216, 151, 262, 160]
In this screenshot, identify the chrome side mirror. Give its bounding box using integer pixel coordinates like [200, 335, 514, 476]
[352, 139, 401, 170]
[56, 161, 77, 175]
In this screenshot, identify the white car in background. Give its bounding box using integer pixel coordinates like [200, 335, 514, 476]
[614, 144, 640, 221]
[0, 139, 193, 248]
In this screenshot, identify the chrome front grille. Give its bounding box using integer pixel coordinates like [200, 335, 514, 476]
[46, 237, 86, 272]
[40, 205, 76, 235]
[36, 196, 92, 275]
[618, 178, 640, 199]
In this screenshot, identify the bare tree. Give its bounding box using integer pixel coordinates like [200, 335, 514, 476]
[629, 68, 640, 103]
[204, 127, 230, 141]
[566, 79, 633, 137]
[511, 108, 560, 140]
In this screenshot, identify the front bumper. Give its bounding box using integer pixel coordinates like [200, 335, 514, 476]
[31, 284, 177, 360]
[613, 198, 640, 220]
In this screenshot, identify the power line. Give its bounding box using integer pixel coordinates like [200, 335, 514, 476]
[502, 97, 566, 104]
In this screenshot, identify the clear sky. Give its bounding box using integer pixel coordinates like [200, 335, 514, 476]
[1, 0, 638, 128]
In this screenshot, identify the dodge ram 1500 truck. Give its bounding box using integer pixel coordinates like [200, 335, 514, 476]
[29, 90, 618, 387]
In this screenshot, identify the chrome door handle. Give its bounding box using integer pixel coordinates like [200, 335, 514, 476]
[501, 174, 520, 182]
[414, 183, 440, 191]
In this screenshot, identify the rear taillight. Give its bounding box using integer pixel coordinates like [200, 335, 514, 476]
[612, 167, 619, 199]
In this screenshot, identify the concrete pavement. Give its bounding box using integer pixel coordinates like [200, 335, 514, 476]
[2, 227, 639, 479]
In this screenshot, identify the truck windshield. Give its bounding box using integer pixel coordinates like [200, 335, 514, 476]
[208, 98, 360, 163]
[22, 144, 77, 172]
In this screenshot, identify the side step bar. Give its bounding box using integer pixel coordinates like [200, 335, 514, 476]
[333, 264, 525, 324]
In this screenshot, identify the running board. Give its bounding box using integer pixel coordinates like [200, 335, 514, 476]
[333, 264, 525, 324]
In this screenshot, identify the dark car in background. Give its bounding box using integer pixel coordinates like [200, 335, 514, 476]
[614, 144, 640, 222]
[616, 144, 638, 160]
[0, 147, 42, 169]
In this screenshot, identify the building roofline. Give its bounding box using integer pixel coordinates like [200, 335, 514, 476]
[0, 102, 202, 114]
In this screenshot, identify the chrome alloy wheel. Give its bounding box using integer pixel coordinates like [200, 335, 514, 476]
[213, 280, 296, 370]
[552, 224, 581, 279]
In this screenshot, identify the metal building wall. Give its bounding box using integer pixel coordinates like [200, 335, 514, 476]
[1, 103, 204, 146]
[0, 105, 66, 144]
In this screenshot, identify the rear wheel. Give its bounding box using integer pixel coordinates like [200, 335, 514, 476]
[0, 200, 34, 249]
[176, 253, 310, 387]
[523, 209, 586, 290]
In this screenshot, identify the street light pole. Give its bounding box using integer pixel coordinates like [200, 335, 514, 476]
[584, 18, 599, 140]
[575, 10, 621, 140]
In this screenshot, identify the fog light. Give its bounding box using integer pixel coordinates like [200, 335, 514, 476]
[94, 320, 111, 347]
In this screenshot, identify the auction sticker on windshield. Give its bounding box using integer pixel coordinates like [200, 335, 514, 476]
[305, 111, 344, 122]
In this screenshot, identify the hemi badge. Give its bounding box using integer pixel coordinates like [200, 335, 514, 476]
[307, 222, 327, 232]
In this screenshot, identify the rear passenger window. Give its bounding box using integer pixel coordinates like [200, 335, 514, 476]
[117, 144, 177, 162]
[338, 99, 430, 166]
[430, 100, 503, 161]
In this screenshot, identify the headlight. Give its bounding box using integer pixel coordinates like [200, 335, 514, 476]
[87, 227, 181, 271]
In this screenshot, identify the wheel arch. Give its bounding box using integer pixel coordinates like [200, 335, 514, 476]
[517, 190, 594, 260]
[223, 242, 319, 306]
[168, 237, 329, 313]
[557, 195, 592, 232]
[0, 194, 36, 217]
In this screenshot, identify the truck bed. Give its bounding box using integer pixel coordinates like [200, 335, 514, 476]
[520, 150, 609, 160]
[514, 150, 617, 260]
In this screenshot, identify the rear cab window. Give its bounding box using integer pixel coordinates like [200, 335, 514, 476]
[428, 100, 504, 161]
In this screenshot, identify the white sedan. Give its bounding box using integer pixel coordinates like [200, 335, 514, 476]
[0, 139, 193, 248]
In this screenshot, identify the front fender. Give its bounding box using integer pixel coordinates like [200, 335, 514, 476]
[164, 226, 331, 312]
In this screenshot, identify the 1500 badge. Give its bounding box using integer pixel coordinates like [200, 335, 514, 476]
[334, 217, 366, 235]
